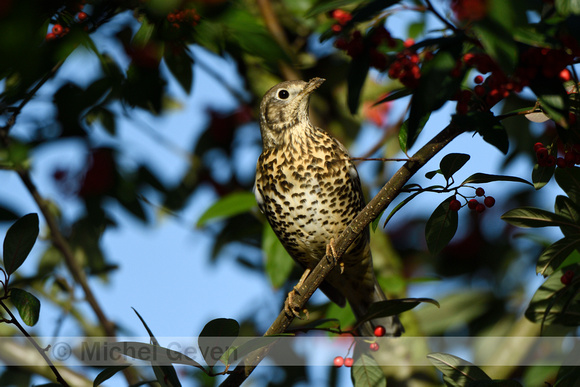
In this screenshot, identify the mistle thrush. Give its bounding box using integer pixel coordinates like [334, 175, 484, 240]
[254, 78, 403, 336]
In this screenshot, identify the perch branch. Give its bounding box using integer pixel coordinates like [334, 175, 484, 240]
[221, 122, 467, 386]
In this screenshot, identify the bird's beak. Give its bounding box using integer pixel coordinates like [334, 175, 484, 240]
[302, 78, 325, 96]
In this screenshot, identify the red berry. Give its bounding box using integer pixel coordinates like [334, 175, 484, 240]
[475, 203, 486, 213]
[560, 69, 572, 82]
[369, 342, 379, 351]
[561, 270, 574, 286]
[484, 196, 495, 208]
[570, 112, 577, 125]
[475, 187, 485, 196]
[474, 75, 484, 84]
[46, 32, 57, 41]
[344, 357, 354, 367]
[456, 101, 469, 115]
[403, 38, 415, 48]
[536, 147, 549, 164]
[557, 157, 567, 168]
[474, 85, 486, 97]
[533, 142, 544, 152]
[167, 13, 176, 22]
[52, 24, 64, 36]
[449, 199, 461, 211]
[77, 11, 88, 21]
[374, 326, 386, 337]
[546, 155, 556, 167]
[333, 356, 344, 367]
[468, 199, 478, 210]
[331, 9, 352, 25]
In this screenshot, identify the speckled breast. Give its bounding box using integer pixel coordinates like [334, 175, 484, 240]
[255, 141, 366, 269]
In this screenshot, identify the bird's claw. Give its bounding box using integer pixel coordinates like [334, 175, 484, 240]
[284, 288, 309, 319]
[326, 238, 344, 273]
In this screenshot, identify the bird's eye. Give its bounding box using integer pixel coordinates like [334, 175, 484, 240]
[278, 89, 290, 99]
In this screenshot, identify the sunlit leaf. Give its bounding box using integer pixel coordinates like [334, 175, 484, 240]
[10, 288, 40, 326]
[537, 238, 580, 276]
[351, 354, 385, 387]
[197, 192, 256, 227]
[263, 224, 294, 288]
[427, 352, 491, 383]
[501, 208, 580, 230]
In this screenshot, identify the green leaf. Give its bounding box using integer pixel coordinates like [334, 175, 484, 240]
[532, 163, 555, 190]
[10, 288, 40, 326]
[356, 298, 439, 325]
[555, 167, 580, 204]
[132, 308, 160, 346]
[196, 192, 256, 227]
[427, 352, 491, 383]
[347, 52, 370, 114]
[116, 342, 202, 368]
[221, 336, 280, 366]
[530, 78, 569, 127]
[198, 318, 239, 368]
[452, 111, 508, 154]
[537, 238, 580, 276]
[351, 353, 386, 387]
[382, 191, 422, 228]
[473, 19, 518, 74]
[373, 88, 413, 106]
[440, 153, 470, 181]
[399, 112, 430, 153]
[3, 213, 39, 276]
[406, 49, 462, 150]
[151, 364, 181, 387]
[263, 224, 294, 288]
[462, 173, 533, 186]
[501, 208, 580, 230]
[525, 263, 580, 326]
[93, 365, 130, 387]
[349, 0, 401, 25]
[556, 0, 580, 15]
[425, 197, 458, 255]
[555, 195, 580, 224]
[164, 45, 194, 94]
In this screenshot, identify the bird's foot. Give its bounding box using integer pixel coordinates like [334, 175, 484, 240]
[284, 288, 309, 320]
[326, 238, 344, 274]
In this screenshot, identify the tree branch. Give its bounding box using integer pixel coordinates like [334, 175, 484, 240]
[0, 299, 69, 386]
[220, 122, 467, 386]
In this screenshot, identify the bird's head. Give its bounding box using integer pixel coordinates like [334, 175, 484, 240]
[259, 78, 325, 149]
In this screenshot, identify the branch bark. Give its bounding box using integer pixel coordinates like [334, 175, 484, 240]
[221, 122, 467, 386]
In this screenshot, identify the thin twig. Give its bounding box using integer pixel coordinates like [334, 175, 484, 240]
[350, 157, 412, 162]
[220, 122, 467, 386]
[0, 299, 70, 387]
[424, 0, 458, 32]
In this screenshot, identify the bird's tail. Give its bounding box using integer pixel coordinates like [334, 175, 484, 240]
[350, 280, 404, 337]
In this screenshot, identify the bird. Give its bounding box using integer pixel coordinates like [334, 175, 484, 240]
[254, 77, 403, 337]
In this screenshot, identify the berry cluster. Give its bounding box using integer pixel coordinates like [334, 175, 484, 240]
[330, 9, 352, 33]
[561, 270, 574, 286]
[534, 142, 580, 168]
[456, 46, 575, 114]
[166, 8, 200, 30]
[388, 41, 427, 89]
[451, 0, 487, 22]
[333, 356, 354, 368]
[449, 188, 495, 213]
[45, 3, 88, 41]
